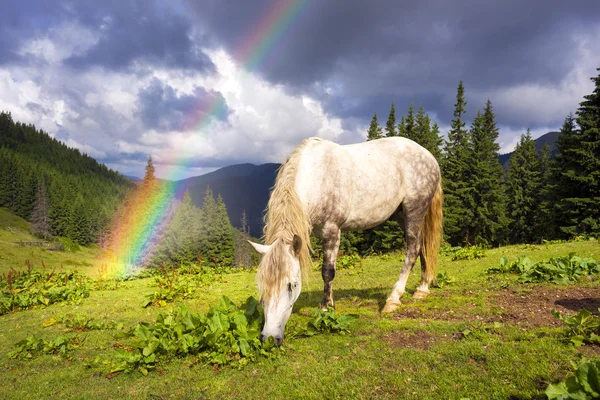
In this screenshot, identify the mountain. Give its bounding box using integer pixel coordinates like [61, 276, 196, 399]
[175, 163, 281, 237]
[125, 174, 142, 182]
[498, 131, 559, 167]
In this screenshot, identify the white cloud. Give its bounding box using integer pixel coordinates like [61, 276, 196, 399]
[0, 25, 353, 180]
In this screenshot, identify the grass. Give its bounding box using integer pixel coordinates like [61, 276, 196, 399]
[2, 209, 600, 398]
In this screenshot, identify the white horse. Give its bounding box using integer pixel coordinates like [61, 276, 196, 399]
[249, 136, 443, 345]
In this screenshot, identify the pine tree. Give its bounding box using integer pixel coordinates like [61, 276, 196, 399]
[385, 102, 397, 137]
[467, 100, 508, 245]
[240, 209, 250, 236]
[552, 68, 600, 237]
[442, 81, 474, 245]
[506, 130, 541, 243]
[367, 113, 383, 141]
[535, 144, 553, 240]
[428, 122, 443, 160]
[214, 195, 234, 265]
[413, 104, 443, 159]
[31, 179, 51, 239]
[398, 102, 415, 141]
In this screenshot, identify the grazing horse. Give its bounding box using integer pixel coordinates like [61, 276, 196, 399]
[248, 136, 443, 345]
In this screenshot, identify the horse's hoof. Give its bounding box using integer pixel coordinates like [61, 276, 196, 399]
[382, 300, 402, 313]
[412, 289, 430, 299]
[320, 303, 334, 311]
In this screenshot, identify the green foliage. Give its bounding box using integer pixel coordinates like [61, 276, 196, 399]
[467, 102, 508, 245]
[56, 313, 123, 332]
[432, 271, 456, 288]
[506, 130, 545, 243]
[94, 296, 279, 375]
[336, 254, 361, 270]
[142, 263, 218, 308]
[442, 81, 474, 245]
[367, 113, 383, 141]
[444, 245, 486, 261]
[385, 102, 397, 137]
[552, 309, 600, 347]
[546, 359, 600, 399]
[7, 335, 80, 360]
[487, 253, 599, 283]
[0, 112, 131, 246]
[290, 307, 357, 338]
[552, 68, 600, 238]
[0, 268, 90, 315]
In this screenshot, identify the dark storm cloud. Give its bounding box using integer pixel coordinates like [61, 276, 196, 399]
[65, 1, 214, 72]
[2, 0, 214, 73]
[184, 0, 600, 126]
[137, 78, 230, 131]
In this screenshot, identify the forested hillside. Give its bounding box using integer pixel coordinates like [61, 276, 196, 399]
[0, 112, 132, 245]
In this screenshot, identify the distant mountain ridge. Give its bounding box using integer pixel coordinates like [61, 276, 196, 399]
[498, 131, 559, 167]
[140, 131, 561, 236]
[175, 163, 281, 237]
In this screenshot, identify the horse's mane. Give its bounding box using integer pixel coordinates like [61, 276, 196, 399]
[257, 138, 318, 302]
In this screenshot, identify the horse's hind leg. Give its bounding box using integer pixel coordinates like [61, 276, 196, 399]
[382, 204, 427, 313]
[320, 224, 341, 310]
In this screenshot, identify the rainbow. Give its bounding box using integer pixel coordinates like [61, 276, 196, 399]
[101, 0, 313, 275]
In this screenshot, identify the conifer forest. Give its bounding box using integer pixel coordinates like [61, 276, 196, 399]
[1, 69, 600, 267]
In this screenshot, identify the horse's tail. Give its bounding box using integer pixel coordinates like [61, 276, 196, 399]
[421, 180, 443, 285]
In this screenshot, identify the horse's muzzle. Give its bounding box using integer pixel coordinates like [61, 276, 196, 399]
[260, 333, 283, 346]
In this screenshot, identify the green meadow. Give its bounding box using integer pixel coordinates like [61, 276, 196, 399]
[1, 208, 600, 399]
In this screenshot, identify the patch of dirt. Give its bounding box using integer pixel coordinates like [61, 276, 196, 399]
[490, 286, 600, 327]
[391, 286, 600, 328]
[382, 329, 452, 350]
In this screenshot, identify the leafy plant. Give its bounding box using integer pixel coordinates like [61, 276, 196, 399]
[552, 309, 600, 347]
[92, 296, 279, 376]
[142, 263, 219, 308]
[53, 313, 124, 332]
[0, 268, 91, 315]
[290, 307, 357, 338]
[7, 335, 81, 360]
[487, 254, 599, 284]
[432, 271, 456, 288]
[546, 358, 600, 399]
[336, 254, 361, 270]
[441, 245, 486, 260]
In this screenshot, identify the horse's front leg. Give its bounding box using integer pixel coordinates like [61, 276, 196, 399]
[320, 225, 341, 311]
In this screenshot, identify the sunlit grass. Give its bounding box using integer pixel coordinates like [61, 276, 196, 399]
[1, 209, 600, 399]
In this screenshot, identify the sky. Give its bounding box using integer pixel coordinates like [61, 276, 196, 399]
[1, 0, 599, 180]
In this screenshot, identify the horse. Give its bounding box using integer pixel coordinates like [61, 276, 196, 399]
[248, 136, 443, 345]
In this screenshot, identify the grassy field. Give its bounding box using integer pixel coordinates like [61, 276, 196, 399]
[1, 208, 600, 399]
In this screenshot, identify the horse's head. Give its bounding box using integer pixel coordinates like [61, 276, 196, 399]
[248, 235, 303, 346]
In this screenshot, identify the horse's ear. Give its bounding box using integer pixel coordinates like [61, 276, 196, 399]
[247, 240, 271, 255]
[291, 235, 302, 257]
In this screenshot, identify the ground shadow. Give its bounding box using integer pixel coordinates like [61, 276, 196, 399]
[292, 286, 413, 313]
[555, 297, 600, 314]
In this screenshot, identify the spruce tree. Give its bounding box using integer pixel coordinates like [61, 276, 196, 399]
[398, 102, 415, 141]
[413, 104, 443, 159]
[385, 102, 397, 137]
[31, 180, 51, 239]
[468, 100, 508, 245]
[506, 130, 541, 243]
[214, 195, 234, 265]
[428, 122, 443, 160]
[367, 113, 383, 141]
[552, 68, 600, 237]
[442, 81, 473, 245]
[535, 144, 554, 240]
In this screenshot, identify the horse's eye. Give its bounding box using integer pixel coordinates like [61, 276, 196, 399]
[287, 283, 293, 293]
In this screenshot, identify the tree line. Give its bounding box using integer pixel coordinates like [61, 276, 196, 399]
[337, 68, 600, 253]
[0, 112, 131, 246]
[1, 67, 598, 265]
